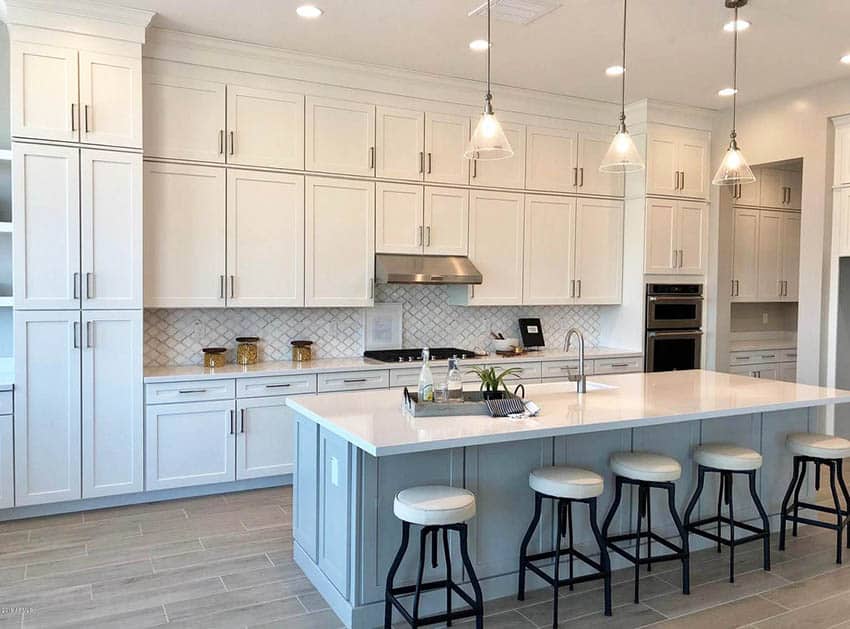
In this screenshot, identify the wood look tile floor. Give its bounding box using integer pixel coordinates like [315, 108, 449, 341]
[0, 486, 846, 628]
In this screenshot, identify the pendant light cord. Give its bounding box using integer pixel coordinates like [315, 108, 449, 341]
[485, 0, 493, 112]
[620, 0, 627, 127]
[731, 4, 738, 139]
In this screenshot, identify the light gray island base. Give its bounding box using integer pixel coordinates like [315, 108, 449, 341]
[287, 372, 850, 629]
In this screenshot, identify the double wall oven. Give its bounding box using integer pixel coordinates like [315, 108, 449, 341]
[645, 284, 703, 372]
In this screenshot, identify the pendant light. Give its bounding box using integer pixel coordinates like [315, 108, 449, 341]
[713, 0, 756, 186]
[465, 0, 513, 160]
[600, 0, 644, 173]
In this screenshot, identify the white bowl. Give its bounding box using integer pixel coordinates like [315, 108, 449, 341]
[492, 338, 520, 353]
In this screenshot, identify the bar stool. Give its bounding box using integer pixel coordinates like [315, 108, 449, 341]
[602, 452, 690, 603]
[779, 433, 850, 564]
[683, 444, 771, 583]
[384, 485, 484, 629]
[517, 466, 612, 627]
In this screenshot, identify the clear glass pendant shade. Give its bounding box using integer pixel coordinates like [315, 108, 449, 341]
[599, 128, 644, 173]
[465, 111, 513, 160]
[712, 139, 755, 185]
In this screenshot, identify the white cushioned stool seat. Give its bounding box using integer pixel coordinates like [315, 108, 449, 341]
[529, 466, 604, 499]
[694, 444, 763, 471]
[610, 452, 681, 482]
[394, 486, 476, 526]
[787, 433, 850, 459]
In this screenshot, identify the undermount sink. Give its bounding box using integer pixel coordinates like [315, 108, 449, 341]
[585, 381, 618, 392]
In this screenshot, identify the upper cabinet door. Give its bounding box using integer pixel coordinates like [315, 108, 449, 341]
[644, 198, 676, 274]
[646, 130, 678, 197]
[522, 195, 575, 305]
[144, 75, 226, 163]
[11, 42, 79, 142]
[226, 170, 305, 307]
[735, 167, 761, 206]
[783, 169, 802, 210]
[81, 149, 142, 309]
[143, 162, 226, 308]
[424, 112, 469, 185]
[676, 201, 708, 275]
[732, 207, 759, 302]
[837, 187, 850, 258]
[424, 187, 469, 256]
[758, 168, 785, 209]
[82, 310, 143, 499]
[305, 177, 375, 307]
[677, 131, 709, 199]
[305, 96, 375, 176]
[375, 182, 423, 255]
[226, 86, 305, 170]
[13, 143, 81, 309]
[577, 131, 624, 197]
[756, 210, 783, 301]
[836, 124, 850, 186]
[78, 52, 142, 148]
[466, 190, 524, 305]
[525, 126, 577, 193]
[471, 121, 526, 189]
[781, 212, 801, 301]
[574, 198, 623, 304]
[376, 107, 424, 181]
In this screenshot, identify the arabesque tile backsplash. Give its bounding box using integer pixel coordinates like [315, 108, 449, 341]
[143, 284, 601, 366]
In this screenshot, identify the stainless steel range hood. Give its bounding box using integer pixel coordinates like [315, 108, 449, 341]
[375, 254, 483, 285]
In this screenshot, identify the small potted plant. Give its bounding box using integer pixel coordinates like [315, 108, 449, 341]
[468, 366, 522, 400]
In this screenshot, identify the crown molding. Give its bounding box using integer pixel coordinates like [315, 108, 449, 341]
[1, 0, 155, 43]
[626, 98, 716, 132]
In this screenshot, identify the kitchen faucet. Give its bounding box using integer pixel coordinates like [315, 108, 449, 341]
[564, 328, 587, 394]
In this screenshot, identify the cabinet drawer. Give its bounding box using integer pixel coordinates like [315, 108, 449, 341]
[318, 370, 389, 393]
[594, 357, 643, 374]
[237, 374, 317, 398]
[541, 360, 594, 380]
[729, 351, 760, 366]
[145, 379, 235, 404]
[486, 362, 542, 381]
[0, 391, 12, 415]
[780, 349, 798, 363]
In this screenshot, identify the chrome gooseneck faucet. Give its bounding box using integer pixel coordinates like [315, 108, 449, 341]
[564, 328, 587, 394]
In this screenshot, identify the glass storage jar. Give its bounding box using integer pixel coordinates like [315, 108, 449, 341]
[291, 340, 313, 362]
[236, 337, 259, 365]
[202, 347, 227, 368]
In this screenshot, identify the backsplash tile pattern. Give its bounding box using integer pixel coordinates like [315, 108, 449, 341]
[144, 284, 601, 366]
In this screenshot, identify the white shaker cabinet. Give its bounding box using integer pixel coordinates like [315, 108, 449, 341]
[14, 311, 82, 506]
[375, 183, 424, 255]
[573, 198, 623, 304]
[376, 107, 424, 181]
[644, 198, 677, 274]
[226, 170, 305, 307]
[11, 42, 79, 142]
[576, 131, 625, 197]
[236, 396, 297, 479]
[756, 210, 783, 300]
[677, 130, 710, 199]
[676, 201, 708, 275]
[13, 143, 81, 309]
[781, 212, 801, 302]
[145, 400, 236, 491]
[470, 121, 526, 190]
[226, 86, 304, 170]
[144, 162, 226, 308]
[82, 311, 143, 499]
[644, 198, 707, 275]
[731, 207, 760, 301]
[732, 208, 800, 303]
[523, 195, 575, 305]
[81, 150, 142, 309]
[78, 51, 142, 148]
[306, 97, 375, 176]
[424, 187, 469, 256]
[758, 168, 786, 209]
[0, 415, 12, 510]
[144, 75, 226, 162]
[525, 126, 577, 193]
[836, 187, 850, 258]
[305, 177, 375, 307]
[645, 125, 709, 200]
[424, 112, 469, 185]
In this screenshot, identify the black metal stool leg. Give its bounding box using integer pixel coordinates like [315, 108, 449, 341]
[443, 527, 452, 626]
[645, 485, 653, 572]
[726, 472, 736, 583]
[829, 461, 844, 564]
[518, 492, 543, 601]
[458, 523, 484, 629]
[683, 465, 705, 533]
[553, 498, 565, 628]
[837, 460, 850, 550]
[792, 460, 808, 537]
[779, 457, 802, 551]
[633, 484, 644, 604]
[666, 481, 689, 595]
[602, 476, 624, 540]
[385, 521, 411, 629]
[412, 527, 430, 622]
[588, 497, 612, 617]
[748, 469, 771, 571]
[716, 472, 725, 554]
[567, 500, 575, 590]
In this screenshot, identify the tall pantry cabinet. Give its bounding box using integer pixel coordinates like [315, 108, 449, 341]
[9, 22, 146, 505]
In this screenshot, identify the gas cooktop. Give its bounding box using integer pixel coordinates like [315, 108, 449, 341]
[364, 347, 476, 363]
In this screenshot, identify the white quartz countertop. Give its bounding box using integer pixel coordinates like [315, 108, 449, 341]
[285, 370, 850, 457]
[143, 347, 642, 383]
[729, 339, 797, 353]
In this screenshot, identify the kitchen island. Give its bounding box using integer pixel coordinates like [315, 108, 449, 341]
[286, 370, 850, 629]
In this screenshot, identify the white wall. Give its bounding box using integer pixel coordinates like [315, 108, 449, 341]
[709, 75, 850, 386]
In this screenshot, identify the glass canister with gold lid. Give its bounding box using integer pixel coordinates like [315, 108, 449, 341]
[236, 337, 259, 365]
[202, 347, 227, 368]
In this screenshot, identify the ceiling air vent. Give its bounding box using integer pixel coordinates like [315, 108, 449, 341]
[467, 0, 561, 25]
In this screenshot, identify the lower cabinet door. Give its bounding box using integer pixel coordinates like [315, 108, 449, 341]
[0, 415, 13, 509]
[780, 363, 797, 383]
[82, 311, 143, 498]
[145, 400, 236, 490]
[236, 396, 296, 480]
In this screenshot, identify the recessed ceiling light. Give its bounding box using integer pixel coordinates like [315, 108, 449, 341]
[469, 39, 490, 51]
[723, 19, 750, 32]
[296, 5, 322, 18]
[718, 87, 738, 97]
[841, 54, 850, 65]
[605, 65, 625, 77]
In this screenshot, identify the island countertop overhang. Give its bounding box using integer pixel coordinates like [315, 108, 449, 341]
[285, 370, 850, 457]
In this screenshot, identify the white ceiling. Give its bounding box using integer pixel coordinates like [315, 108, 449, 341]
[104, 0, 850, 110]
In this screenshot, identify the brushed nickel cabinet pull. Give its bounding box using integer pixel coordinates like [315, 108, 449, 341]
[417, 225, 423, 246]
[178, 388, 206, 394]
[73, 272, 80, 300]
[427, 152, 432, 174]
[343, 378, 368, 384]
[71, 103, 77, 132]
[573, 167, 578, 187]
[229, 275, 235, 299]
[219, 130, 224, 155]
[576, 279, 582, 298]
[265, 383, 291, 389]
[570, 279, 576, 298]
[611, 363, 630, 368]
[240, 408, 246, 433]
[472, 159, 477, 178]
[680, 171, 685, 190]
[219, 275, 225, 299]
[84, 105, 90, 133]
[419, 151, 424, 174]
[426, 226, 431, 247]
[86, 321, 94, 348]
[674, 171, 679, 190]
[73, 321, 80, 349]
[86, 272, 93, 299]
[229, 131, 235, 156]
